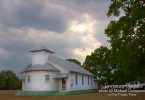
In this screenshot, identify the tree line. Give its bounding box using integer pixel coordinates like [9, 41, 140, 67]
[0, 70, 21, 90]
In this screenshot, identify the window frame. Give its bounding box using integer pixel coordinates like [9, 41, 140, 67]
[82, 75, 84, 85]
[76, 73, 78, 85]
[45, 75, 50, 82]
[27, 76, 30, 83]
[88, 76, 89, 85]
[91, 77, 93, 85]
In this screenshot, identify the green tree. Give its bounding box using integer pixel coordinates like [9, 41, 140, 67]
[66, 58, 81, 66]
[83, 46, 116, 84]
[0, 70, 21, 90]
[105, 0, 145, 82]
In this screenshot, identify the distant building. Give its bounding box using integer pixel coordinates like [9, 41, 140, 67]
[21, 47, 98, 92]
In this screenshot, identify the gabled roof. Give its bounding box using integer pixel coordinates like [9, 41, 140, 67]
[22, 63, 59, 73]
[30, 46, 54, 53]
[50, 56, 93, 76]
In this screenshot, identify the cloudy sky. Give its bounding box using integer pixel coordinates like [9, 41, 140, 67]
[0, 0, 113, 74]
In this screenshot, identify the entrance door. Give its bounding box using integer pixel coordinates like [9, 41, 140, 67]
[62, 78, 66, 90]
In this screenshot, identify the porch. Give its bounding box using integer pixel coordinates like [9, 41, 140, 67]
[53, 73, 68, 91]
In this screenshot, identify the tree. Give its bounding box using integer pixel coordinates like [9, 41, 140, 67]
[105, 0, 145, 82]
[66, 58, 81, 66]
[83, 46, 116, 84]
[0, 70, 21, 90]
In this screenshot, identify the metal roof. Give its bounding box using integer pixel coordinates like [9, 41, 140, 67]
[22, 63, 59, 73]
[50, 56, 93, 76]
[30, 46, 54, 53]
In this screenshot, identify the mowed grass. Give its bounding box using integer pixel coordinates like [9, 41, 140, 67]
[0, 90, 145, 100]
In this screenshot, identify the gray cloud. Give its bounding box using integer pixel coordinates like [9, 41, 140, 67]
[51, 0, 111, 20]
[0, 0, 71, 32]
[0, 0, 111, 32]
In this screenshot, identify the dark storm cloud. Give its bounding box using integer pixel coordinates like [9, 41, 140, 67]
[0, 0, 69, 33]
[0, 0, 111, 33]
[14, 2, 68, 32]
[0, 26, 32, 73]
[51, 0, 110, 20]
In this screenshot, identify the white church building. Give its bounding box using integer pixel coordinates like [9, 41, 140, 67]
[21, 47, 98, 93]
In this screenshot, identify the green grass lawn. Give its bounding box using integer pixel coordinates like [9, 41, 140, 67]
[0, 90, 145, 100]
[16, 89, 97, 96]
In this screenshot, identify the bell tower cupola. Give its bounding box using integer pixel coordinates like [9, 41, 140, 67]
[30, 46, 54, 65]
